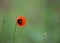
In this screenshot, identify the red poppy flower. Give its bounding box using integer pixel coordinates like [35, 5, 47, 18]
[16, 16, 26, 26]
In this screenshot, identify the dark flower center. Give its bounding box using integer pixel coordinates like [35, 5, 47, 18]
[17, 19, 22, 25]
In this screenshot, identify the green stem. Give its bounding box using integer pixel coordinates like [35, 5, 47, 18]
[13, 23, 17, 43]
[2, 19, 6, 33]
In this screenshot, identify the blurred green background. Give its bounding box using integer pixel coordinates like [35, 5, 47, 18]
[0, 0, 60, 43]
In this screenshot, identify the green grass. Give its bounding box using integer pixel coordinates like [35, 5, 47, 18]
[0, 0, 60, 43]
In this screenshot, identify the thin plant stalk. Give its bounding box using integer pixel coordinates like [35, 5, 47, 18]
[2, 19, 5, 32]
[1, 11, 6, 32]
[13, 23, 17, 43]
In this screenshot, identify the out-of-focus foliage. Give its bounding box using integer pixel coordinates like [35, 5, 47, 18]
[0, 0, 60, 43]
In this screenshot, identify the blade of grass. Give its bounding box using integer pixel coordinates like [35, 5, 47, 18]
[13, 23, 17, 43]
[2, 19, 6, 32]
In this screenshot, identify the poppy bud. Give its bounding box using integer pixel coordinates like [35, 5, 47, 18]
[16, 16, 26, 26]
